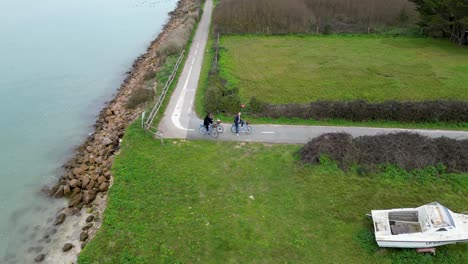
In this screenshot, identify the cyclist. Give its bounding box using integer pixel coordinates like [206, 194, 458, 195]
[204, 112, 214, 133]
[234, 112, 244, 136]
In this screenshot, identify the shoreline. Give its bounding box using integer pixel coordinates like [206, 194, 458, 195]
[32, 0, 194, 262]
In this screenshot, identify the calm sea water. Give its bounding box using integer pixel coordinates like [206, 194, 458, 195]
[0, 0, 177, 261]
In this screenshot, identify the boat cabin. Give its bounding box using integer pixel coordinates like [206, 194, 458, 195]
[373, 202, 456, 236]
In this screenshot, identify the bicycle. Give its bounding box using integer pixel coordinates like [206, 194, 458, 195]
[199, 123, 219, 138]
[214, 119, 224, 133]
[231, 121, 252, 135]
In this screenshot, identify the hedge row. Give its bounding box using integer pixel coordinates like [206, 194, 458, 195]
[300, 132, 468, 173]
[250, 98, 468, 123]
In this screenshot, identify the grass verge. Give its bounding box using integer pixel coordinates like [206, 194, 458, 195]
[79, 122, 468, 263]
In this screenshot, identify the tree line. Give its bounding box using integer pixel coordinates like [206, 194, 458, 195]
[410, 0, 468, 45]
[213, 0, 416, 34]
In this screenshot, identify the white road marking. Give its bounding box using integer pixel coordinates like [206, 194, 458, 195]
[171, 65, 194, 131]
[196, 42, 200, 49]
[261, 132, 275, 134]
[194, 49, 198, 56]
[191, 57, 195, 65]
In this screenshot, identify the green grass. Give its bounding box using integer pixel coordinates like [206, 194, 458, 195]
[195, 30, 215, 118]
[79, 122, 468, 263]
[218, 35, 468, 104]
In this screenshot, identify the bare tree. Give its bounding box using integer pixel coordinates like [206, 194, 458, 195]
[214, 0, 416, 35]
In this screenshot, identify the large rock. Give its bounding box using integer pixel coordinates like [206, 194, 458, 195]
[99, 182, 109, 192]
[82, 175, 90, 188]
[69, 179, 81, 188]
[68, 193, 83, 208]
[85, 180, 95, 190]
[80, 232, 89, 242]
[53, 185, 64, 198]
[34, 254, 45, 262]
[85, 215, 95, 223]
[72, 167, 84, 176]
[54, 213, 66, 226]
[102, 137, 113, 146]
[72, 187, 81, 195]
[97, 176, 106, 185]
[63, 184, 71, 195]
[62, 243, 73, 252]
[90, 174, 99, 181]
[95, 156, 103, 165]
[83, 190, 96, 205]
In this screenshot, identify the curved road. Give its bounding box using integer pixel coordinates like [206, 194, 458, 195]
[159, 0, 468, 144]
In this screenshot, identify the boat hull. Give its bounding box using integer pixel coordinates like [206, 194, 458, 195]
[377, 239, 468, 248]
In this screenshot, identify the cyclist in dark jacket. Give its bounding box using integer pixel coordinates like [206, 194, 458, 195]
[234, 112, 244, 136]
[204, 113, 214, 133]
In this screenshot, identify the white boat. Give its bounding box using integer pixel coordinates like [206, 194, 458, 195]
[371, 202, 468, 248]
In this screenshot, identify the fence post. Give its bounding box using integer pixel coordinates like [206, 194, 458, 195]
[215, 32, 220, 64]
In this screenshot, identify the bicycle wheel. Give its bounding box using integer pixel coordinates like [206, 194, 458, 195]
[217, 125, 224, 133]
[199, 126, 207, 135]
[246, 125, 252, 134]
[231, 125, 236, 133]
[210, 129, 219, 138]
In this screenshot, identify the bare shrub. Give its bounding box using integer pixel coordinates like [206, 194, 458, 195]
[187, 10, 200, 21]
[214, 0, 311, 34]
[300, 133, 356, 170]
[157, 15, 196, 57]
[300, 132, 468, 173]
[250, 99, 468, 123]
[158, 27, 189, 56]
[143, 70, 156, 81]
[126, 88, 155, 109]
[214, 0, 417, 34]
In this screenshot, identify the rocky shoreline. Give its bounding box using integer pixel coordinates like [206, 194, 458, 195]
[26, 0, 196, 262]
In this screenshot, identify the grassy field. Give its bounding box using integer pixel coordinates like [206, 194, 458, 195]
[218, 35, 468, 104]
[79, 122, 468, 263]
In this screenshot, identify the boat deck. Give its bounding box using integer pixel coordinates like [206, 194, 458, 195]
[390, 221, 422, 235]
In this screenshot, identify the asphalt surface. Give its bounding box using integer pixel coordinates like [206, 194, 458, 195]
[159, 0, 468, 144]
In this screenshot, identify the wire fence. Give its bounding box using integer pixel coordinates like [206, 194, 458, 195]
[142, 49, 186, 140]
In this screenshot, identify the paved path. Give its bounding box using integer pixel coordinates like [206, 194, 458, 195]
[159, 0, 468, 144]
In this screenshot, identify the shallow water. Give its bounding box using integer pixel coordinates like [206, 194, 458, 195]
[0, 0, 177, 261]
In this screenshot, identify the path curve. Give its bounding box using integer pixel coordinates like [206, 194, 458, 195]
[159, 0, 468, 144]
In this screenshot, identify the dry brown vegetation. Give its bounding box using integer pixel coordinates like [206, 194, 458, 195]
[300, 132, 468, 173]
[157, 9, 200, 57]
[214, 0, 417, 34]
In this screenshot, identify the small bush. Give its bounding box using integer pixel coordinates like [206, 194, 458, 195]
[300, 132, 468, 173]
[126, 88, 155, 109]
[300, 133, 356, 170]
[222, 93, 242, 114]
[204, 75, 242, 114]
[248, 96, 267, 113]
[157, 20, 195, 57]
[143, 70, 156, 81]
[251, 99, 468, 123]
[205, 86, 223, 114]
